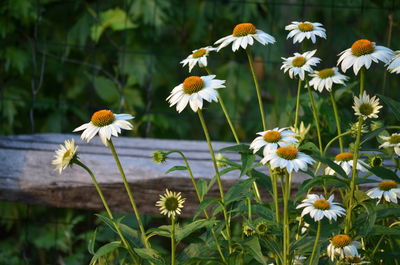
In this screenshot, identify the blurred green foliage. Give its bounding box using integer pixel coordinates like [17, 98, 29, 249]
[1, 0, 399, 143]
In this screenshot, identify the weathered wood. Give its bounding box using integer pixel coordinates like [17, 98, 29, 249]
[0, 133, 373, 217]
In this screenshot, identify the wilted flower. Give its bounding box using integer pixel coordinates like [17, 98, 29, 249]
[327, 234, 361, 261]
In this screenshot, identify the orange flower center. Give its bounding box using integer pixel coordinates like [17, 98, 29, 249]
[183, 76, 204, 94]
[378, 180, 398, 191]
[313, 199, 330, 210]
[335, 152, 353, 162]
[389, 134, 400, 144]
[318, 68, 335, 79]
[331, 234, 352, 248]
[298, 22, 314, 32]
[351, 39, 375, 56]
[292, 56, 306, 67]
[192, 48, 207, 58]
[276, 146, 298, 160]
[232, 23, 257, 37]
[91, 110, 115, 127]
[263, 131, 281, 143]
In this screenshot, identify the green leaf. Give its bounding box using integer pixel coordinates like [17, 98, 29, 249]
[146, 225, 171, 238]
[243, 237, 267, 265]
[134, 248, 165, 265]
[260, 238, 283, 263]
[225, 178, 254, 205]
[313, 154, 348, 178]
[376, 207, 400, 220]
[165, 165, 187, 174]
[296, 175, 349, 200]
[193, 198, 219, 219]
[378, 94, 400, 121]
[368, 166, 400, 182]
[89, 241, 121, 264]
[218, 143, 251, 153]
[370, 225, 400, 236]
[240, 153, 256, 177]
[361, 126, 387, 145]
[176, 219, 216, 241]
[92, 75, 119, 103]
[88, 228, 97, 255]
[91, 8, 137, 42]
[197, 178, 208, 200]
[299, 142, 320, 154]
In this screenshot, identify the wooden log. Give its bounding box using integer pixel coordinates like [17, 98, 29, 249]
[0, 133, 374, 217]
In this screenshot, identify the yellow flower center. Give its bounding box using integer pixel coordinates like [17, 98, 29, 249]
[232, 23, 257, 37]
[313, 199, 330, 210]
[183, 76, 204, 94]
[298, 22, 314, 32]
[359, 103, 373, 116]
[351, 39, 375, 56]
[318, 68, 335, 79]
[263, 131, 281, 143]
[292, 56, 306, 67]
[389, 134, 400, 144]
[378, 180, 398, 191]
[276, 146, 298, 160]
[62, 149, 72, 160]
[335, 152, 353, 162]
[192, 48, 207, 58]
[331, 234, 352, 248]
[91, 110, 115, 127]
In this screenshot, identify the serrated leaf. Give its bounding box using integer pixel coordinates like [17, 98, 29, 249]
[193, 198, 219, 219]
[89, 241, 121, 264]
[378, 94, 400, 121]
[165, 165, 187, 174]
[134, 248, 165, 265]
[243, 237, 267, 265]
[368, 166, 400, 182]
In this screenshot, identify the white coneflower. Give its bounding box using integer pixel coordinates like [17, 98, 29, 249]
[352, 92, 382, 119]
[167, 75, 225, 113]
[367, 180, 400, 203]
[73, 110, 133, 146]
[325, 152, 368, 176]
[285, 21, 326, 44]
[261, 146, 314, 173]
[180, 46, 217, 73]
[327, 234, 361, 261]
[52, 139, 78, 174]
[379, 133, 400, 156]
[156, 189, 185, 218]
[281, 50, 320, 80]
[296, 194, 345, 222]
[214, 23, 275, 52]
[337, 39, 393, 75]
[250, 127, 298, 155]
[308, 67, 349, 92]
[387, 51, 400, 74]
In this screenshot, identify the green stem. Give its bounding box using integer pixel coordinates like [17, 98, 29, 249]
[246, 48, 267, 131]
[345, 117, 363, 234]
[108, 139, 150, 249]
[271, 171, 280, 224]
[306, 79, 323, 154]
[282, 172, 292, 264]
[330, 91, 344, 152]
[323, 131, 352, 156]
[167, 150, 227, 263]
[359, 68, 365, 96]
[204, 66, 240, 144]
[197, 109, 232, 253]
[294, 79, 302, 129]
[75, 160, 137, 262]
[171, 216, 176, 265]
[308, 221, 321, 265]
